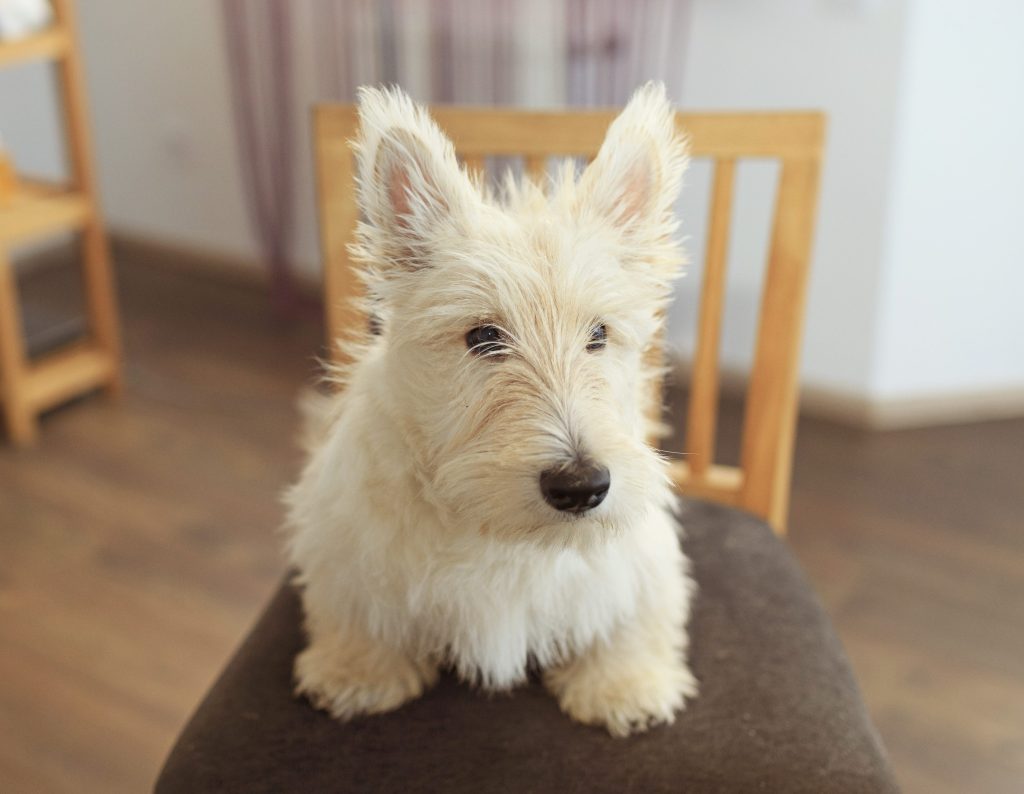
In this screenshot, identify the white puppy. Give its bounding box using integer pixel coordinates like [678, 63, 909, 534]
[286, 83, 695, 737]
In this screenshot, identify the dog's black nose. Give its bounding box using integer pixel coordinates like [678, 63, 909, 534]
[539, 462, 610, 513]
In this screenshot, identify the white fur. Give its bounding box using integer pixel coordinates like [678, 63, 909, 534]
[286, 83, 695, 736]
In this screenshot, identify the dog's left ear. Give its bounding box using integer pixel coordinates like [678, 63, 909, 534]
[578, 83, 687, 238]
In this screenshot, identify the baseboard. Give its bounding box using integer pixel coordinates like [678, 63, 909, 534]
[108, 229, 321, 298]
[668, 356, 1024, 430]
[804, 385, 1024, 430]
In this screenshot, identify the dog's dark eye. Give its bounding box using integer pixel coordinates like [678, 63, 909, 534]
[466, 325, 507, 357]
[586, 323, 607, 352]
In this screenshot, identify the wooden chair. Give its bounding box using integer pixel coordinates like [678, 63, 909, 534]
[157, 105, 900, 793]
[314, 106, 824, 533]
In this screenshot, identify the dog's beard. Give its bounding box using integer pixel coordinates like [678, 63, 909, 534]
[416, 433, 667, 552]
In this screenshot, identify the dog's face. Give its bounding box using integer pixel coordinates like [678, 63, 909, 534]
[351, 85, 688, 546]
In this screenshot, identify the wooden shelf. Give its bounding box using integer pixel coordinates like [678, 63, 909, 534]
[0, 181, 91, 244]
[1, 1, 122, 446]
[0, 28, 71, 67]
[24, 340, 115, 412]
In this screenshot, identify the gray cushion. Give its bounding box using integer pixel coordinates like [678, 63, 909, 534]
[155, 500, 899, 793]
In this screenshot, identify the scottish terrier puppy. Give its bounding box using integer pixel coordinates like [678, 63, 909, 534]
[287, 83, 695, 736]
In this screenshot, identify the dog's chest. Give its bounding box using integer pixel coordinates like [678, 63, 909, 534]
[398, 537, 647, 688]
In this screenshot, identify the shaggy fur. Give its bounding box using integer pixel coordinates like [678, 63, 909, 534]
[286, 83, 696, 737]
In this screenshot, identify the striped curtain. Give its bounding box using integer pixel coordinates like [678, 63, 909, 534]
[310, 0, 692, 106]
[222, 0, 693, 314]
[222, 0, 301, 316]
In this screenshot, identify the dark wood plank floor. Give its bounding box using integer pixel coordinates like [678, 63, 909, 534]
[1, 257, 1022, 793]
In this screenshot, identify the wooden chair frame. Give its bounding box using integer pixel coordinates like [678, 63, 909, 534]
[314, 105, 824, 533]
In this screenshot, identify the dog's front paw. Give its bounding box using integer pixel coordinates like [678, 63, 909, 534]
[294, 641, 437, 721]
[546, 655, 697, 738]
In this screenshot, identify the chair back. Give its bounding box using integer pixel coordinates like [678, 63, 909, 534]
[314, 104, 825, 533]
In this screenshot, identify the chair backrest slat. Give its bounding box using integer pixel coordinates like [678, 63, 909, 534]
[685, 157, 735, 477]
[461, 153, 486, 173]
[524, 154, 547, 184]
[738, 157, 822, 529]
[313, 105, 824, 533]
[314, 107, 360, 363]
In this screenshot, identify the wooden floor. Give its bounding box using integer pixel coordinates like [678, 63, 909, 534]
[2, 258, 1023, 793]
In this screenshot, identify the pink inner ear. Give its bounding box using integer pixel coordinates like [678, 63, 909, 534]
[617, 151, 654, 227]
[377, 132, 453, 233]
[386, 160, 414, 229]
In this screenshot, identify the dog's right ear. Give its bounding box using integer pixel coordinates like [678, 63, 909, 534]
[355, 86, 477, 268]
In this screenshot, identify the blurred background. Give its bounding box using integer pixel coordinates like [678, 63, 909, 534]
[0, 1, 1021, 792]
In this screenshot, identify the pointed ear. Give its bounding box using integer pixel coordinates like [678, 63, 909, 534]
[577, 83, 688, 236]
[354, 86, 477, 266]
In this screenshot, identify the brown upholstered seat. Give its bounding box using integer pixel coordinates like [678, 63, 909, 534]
[155, 500, 898, 793]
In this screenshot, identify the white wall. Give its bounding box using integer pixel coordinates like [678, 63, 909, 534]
[78, 0, 263, 265]
[672, 0, 908, 396]
[2, 0, 1021, 413]
[872, 0, 1024, 399]
[0, 59, 63, 181]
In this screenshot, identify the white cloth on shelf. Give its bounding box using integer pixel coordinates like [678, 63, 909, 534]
[0, 0, 53, 41]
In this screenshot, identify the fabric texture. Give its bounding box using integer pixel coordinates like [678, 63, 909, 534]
[155, 500, 899, 793]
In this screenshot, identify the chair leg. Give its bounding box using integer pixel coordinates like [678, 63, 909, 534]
[0, 253, 37, 445]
